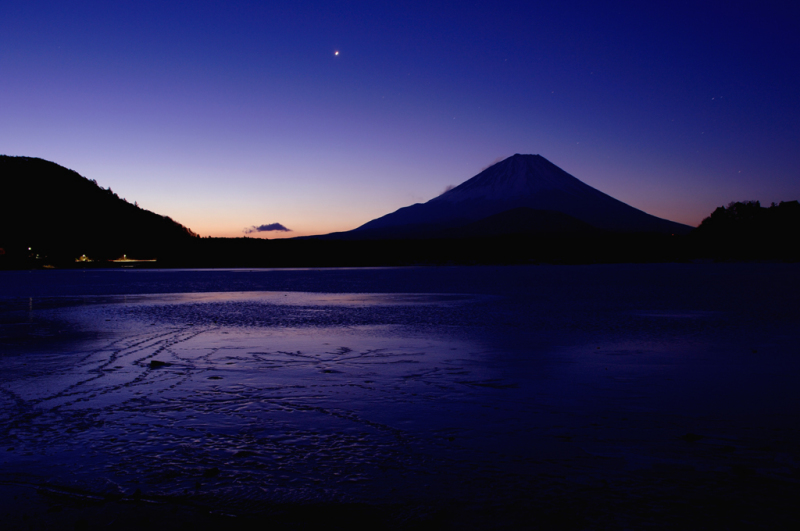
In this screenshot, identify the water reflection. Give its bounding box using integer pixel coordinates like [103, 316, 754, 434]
[0, 293, 513, 507]
[1, 284, 799, 527]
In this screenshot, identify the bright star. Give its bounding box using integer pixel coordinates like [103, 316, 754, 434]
[334, 51, 339, 56]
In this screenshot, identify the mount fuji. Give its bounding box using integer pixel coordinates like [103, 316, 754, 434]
[325, 154, 692, 239]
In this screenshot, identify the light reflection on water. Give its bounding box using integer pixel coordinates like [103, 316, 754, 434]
[1, 268, 800, 525]
[0, 293, 521, 506]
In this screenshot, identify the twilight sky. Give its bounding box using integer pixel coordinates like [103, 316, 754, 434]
[2, 1, 798, 238]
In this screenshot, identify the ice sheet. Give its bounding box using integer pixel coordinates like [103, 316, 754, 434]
[1, 265, 799, 526]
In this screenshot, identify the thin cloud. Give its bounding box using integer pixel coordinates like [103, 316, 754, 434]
[243, 223, 291, 234]
[480, 155, 509, 172]
[440, 184, 456, 196]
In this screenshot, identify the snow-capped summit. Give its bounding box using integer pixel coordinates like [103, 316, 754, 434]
[352, 154, 692, 237]
[432, 154, 592, 204]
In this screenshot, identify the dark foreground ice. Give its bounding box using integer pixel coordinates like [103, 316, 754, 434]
[1, 264, 799, 529]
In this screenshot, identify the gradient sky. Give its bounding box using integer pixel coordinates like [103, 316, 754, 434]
[2, 1, 798, 238]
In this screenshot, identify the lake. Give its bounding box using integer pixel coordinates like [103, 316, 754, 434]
[1, 264, 799, 529]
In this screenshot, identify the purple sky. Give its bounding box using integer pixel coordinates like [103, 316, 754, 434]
[2, 1, 798, 237]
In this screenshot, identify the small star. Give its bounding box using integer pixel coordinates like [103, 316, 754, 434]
[334, 51, 339, 56]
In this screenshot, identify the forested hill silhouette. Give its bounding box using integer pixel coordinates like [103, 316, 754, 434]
[0, 156, 198, 263]
[689, 200, 800, 260]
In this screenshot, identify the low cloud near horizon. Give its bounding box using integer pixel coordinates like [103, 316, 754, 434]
[243, 223, 292, 234]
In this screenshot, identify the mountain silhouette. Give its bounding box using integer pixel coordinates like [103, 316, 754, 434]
[437, 207, 600, 238]
[0, 156, 198, 262]
[328, 154, 692, 239]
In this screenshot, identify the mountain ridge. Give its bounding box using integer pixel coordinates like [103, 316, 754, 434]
[0, 155, 198, 260]
[346, 154, 692, 238]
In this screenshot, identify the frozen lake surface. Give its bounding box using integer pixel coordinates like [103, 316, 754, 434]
[1, 264, 799, 528]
